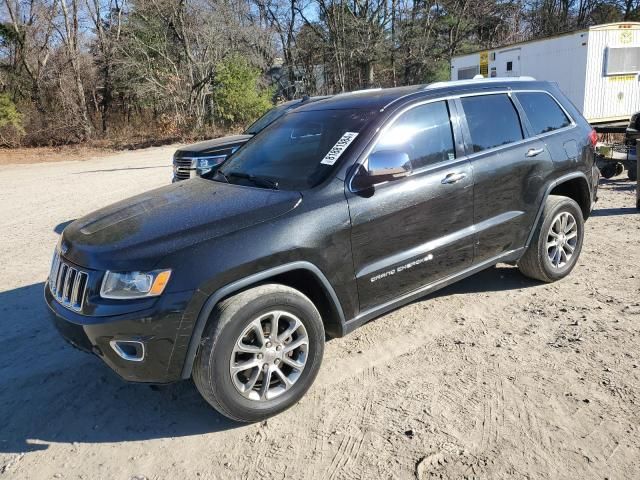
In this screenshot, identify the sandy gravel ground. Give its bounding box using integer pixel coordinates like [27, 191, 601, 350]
[0, 148, 639, 480]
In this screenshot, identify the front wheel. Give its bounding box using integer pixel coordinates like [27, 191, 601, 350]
[192, 284, 325, 422]
[518, 195, 585, 283]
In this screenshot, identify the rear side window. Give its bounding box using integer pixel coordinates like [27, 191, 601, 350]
[373, 101, 455, 170]
[517, 92, 571, 135]
[460, 94, 523, 153]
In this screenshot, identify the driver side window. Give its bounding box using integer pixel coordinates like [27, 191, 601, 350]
[372, 101, 456, 170]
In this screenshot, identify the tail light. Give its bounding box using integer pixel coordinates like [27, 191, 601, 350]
[589, 129, 598, 148]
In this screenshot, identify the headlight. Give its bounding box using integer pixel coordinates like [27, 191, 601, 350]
[196, 155, 227, 175]
[100, 270, 172, 299]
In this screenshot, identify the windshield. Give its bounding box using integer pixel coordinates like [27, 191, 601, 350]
[244, 103, 296, 135]
[220, 109, 375, 190]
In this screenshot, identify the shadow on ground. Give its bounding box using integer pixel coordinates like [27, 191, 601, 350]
[591, 207, 638, 217]
[74, 165, 169, 174]
[599, 178, 637, 192]
[0, 265, 534, 453]
[434, 264, 539, 296]
[0, 283, 240, 454]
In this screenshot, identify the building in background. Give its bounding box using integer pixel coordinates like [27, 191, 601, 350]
[450, 22, 640, 125]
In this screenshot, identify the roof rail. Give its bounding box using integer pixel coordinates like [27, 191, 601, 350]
[426, 76, 537, 89]
[336, 87, 382, 96]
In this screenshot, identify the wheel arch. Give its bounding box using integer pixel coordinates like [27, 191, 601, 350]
[180, 262, 346, 379]
[548, 175, 591, 220]
[524, 172, 591, 250]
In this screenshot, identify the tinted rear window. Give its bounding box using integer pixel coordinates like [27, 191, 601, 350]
[460, 94, 523, 153]
[517, 92, 571, 135]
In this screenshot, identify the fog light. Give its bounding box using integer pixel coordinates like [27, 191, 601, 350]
[109, 340, 145, 362]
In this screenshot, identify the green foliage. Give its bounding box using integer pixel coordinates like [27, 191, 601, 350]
[213, 55, 273, 127]
[0, 94, 23, 130]
[0, 22, 21, 44]
[0, 94, 24, 146]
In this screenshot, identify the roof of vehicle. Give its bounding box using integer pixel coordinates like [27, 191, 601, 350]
[294, 78, 551, 113]
[279, 95, 331, 108]
[295, 85, 426, 112]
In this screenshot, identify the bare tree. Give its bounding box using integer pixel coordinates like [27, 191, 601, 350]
[58, 0, 93, 138]
[3, 0, 56, 115]
[86, 0, 125, 133]
[1, 0, 636, 146]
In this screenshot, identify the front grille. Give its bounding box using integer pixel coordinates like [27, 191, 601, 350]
[173, 157, 194, 180]
[49, 252, 89, 312]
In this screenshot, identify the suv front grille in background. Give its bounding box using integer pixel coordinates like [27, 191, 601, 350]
[173, 157, 194, 180]
[49, 252, 89, 312]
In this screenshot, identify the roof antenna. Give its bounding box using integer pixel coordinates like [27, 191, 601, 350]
[301, 95, 310, 102]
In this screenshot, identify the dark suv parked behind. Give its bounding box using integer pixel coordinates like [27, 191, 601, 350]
[46, 78, 598, 422]
[172, 96, 325, 181]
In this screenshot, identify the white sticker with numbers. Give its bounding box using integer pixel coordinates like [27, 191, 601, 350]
[320, 132, 359, 165]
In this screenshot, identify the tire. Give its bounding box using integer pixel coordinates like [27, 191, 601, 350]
[599, 163, 617, 179]
[192, 284, 325, 422]
[518, 195, 584, 283]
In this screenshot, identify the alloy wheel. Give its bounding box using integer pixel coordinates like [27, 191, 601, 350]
[229, 310, 309, 401]
[546, 211, 578, 269]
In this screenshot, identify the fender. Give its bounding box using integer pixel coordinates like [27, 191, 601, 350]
[523, 171, 590, 249]
[180, 261, 346, 379]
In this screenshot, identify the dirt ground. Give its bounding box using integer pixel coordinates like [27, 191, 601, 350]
[0, 147, 639, 480]
[0, 146, 116, 165]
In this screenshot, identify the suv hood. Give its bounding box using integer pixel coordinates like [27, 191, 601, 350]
[61, 178, 302, 271]
[174, 135, 253, 156]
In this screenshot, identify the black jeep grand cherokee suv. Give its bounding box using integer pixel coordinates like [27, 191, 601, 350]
[46, 79, 598, 422]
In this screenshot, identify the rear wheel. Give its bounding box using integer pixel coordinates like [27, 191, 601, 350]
[518, 195, 584, 282]
[599, 162, 618, 179]
[193, 284, 325, 422]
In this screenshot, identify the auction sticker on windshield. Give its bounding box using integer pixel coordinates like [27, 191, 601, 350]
[320, 132, 359, 165]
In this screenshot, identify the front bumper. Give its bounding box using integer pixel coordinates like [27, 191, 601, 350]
[45, 284, 196, 383]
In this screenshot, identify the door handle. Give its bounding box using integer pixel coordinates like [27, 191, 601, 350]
[526, 147, 545, 157]
[441, 172, 467, 184]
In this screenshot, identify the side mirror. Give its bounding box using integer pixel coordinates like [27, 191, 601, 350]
[367, 150, 412, 183]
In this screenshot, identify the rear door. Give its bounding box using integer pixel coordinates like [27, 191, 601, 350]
[346, 100, 474, 312]
[514, 91, 579, 175]
[458, 92, 553, 264]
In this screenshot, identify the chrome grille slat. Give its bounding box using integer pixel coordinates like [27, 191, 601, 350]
[62, 267, 73, 301]
[49, 252, 88, 312]
[71, 272, 81, 305]
[174, 158, 193, 167]
[174, 157, 194, 180]
[56, 263, 69, 300]
[56, 262, 66, 294]
[49, 254, 61, 291]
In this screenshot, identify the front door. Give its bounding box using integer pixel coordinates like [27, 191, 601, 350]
[347, 100, 475, 312]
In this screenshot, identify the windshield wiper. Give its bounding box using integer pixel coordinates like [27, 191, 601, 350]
[226, 171, 279, 190]
[213, 170, 229, 183]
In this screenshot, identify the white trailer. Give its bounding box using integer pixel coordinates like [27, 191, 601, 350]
[450, 22, 640, 124]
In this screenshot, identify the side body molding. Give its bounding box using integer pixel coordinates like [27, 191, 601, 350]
[180, 261, 346, 379]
